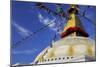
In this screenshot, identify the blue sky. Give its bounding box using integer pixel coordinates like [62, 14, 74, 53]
[11, 1, 96, 65]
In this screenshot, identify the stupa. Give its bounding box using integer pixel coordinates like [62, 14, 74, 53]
[33, 4, 95, 65]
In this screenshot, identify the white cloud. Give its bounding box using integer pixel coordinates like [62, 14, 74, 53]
[13, 49, 37, 54]
[38, 12, 65, 34]
[12, 63, 20, 66]
[13, 22, 32, 37]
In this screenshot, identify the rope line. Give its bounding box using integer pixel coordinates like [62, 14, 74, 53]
[12, 21, 56, 48]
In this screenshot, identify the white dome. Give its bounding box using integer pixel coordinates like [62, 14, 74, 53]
[34, 37, 95, 64]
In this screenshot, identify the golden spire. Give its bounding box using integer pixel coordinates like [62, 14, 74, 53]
[61, 4, 88, 38]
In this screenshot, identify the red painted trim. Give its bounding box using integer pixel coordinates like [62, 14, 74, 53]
[61, 27, 89, 38]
